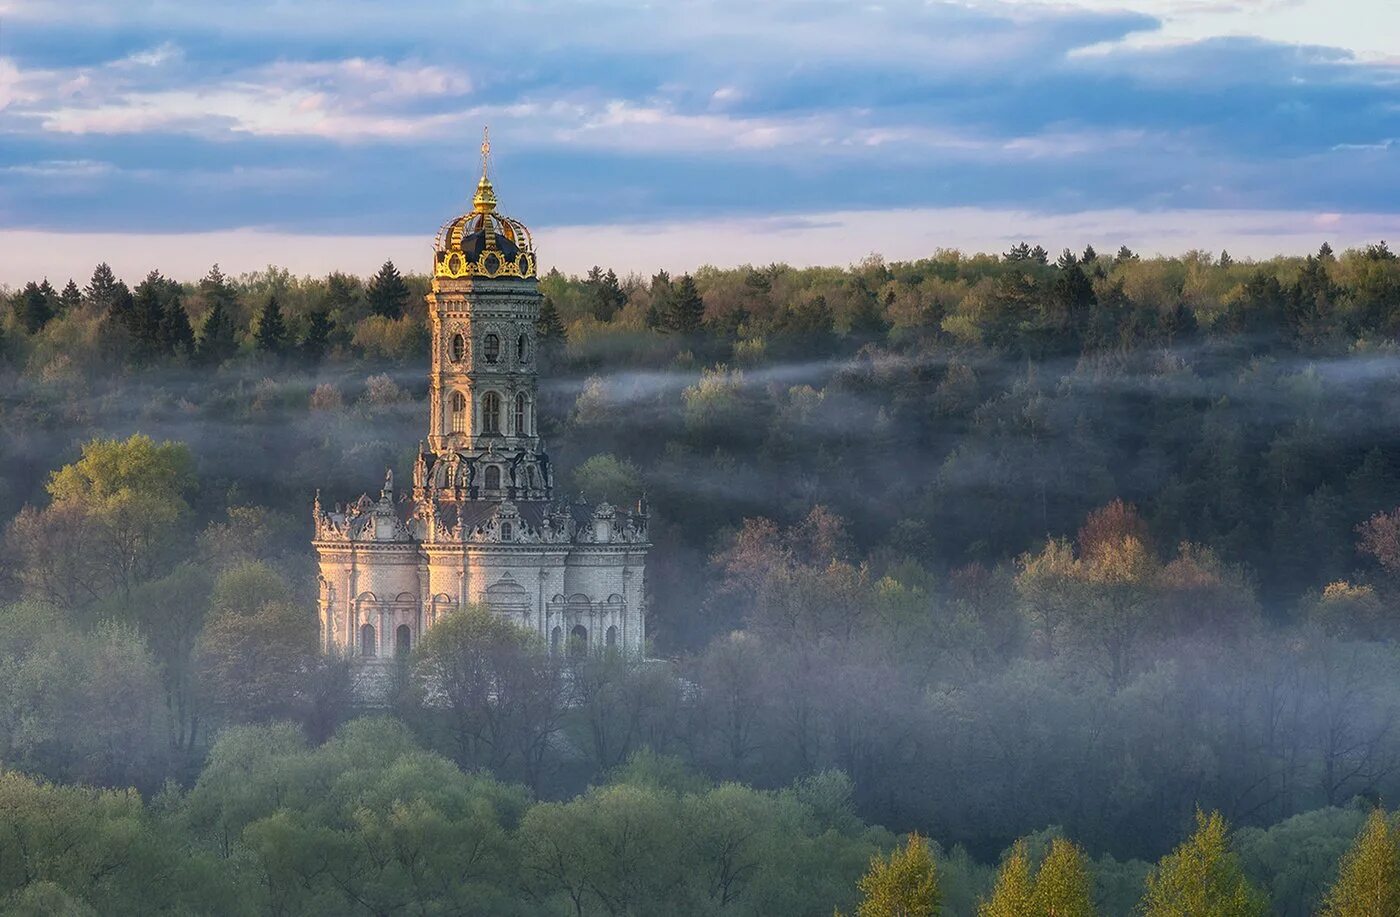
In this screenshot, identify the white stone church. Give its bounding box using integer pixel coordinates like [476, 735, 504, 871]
[312, 151, 649, 664]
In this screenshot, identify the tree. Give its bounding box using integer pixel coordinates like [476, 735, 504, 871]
[83, 262, 125, 315]
[1320, 808, 1400, 917]
[585, 266, 627, 322]
[980, 840, 1034, 917]
[195, 299, 239, 365]
[127, 271, 175, 360]
[667, 273, 706, 334]
[1033, 838, 1095, 917]
[537, 295, 566, 347]
[253, 294, 288, 356]
[324, 270, 360, 319]
[299, 308, 333, 362]
[13, 281, 54, 334]
[851, 833, 940, 917]
[57, 279, 82, 315]
[366, 260, 410, 320]
[159, 290, 195, 358]
[646, 270, 672, 331]
[1141, 810, 1268, 917]
[571, 453, 644, 506]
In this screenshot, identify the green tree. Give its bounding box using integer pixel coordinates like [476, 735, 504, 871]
[537, 294, 566, 345]
[196, 298, 239, 365]
[585, 266, 627, 322]
[127, 270, 176, 360]
[366, 259, 410, 320]
[83, 262, 126, 315]
[253, 294, 288, 356]
[1142, 810, 1268, 917]
[571, 453, 643, 506]
[299, 308, 333, 362]
[853, 833, 940, 917]
[159, 290, 195, 357]
[1033, 838, 1095, 917]
[57, 279, 82, 315]
[1320, 808, 1400, 917]
[980, 839, 1034, 917]
[667, 273, 705, 334]
[13, 281, 54, 334]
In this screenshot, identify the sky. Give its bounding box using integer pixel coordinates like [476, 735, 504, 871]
[0, 0, 1397, 283]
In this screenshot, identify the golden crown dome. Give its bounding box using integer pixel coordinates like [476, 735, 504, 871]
[433, 129, 536, 280]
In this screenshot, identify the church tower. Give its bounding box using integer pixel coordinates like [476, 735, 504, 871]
[416, 130, 552, 503]
[313, 131, 650, 676]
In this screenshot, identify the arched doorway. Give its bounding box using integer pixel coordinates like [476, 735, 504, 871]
[606, 625, 618, 648]
[569, 624, 588, 658]
[395, 624, 411, 657]
[360, 623, 376, 657]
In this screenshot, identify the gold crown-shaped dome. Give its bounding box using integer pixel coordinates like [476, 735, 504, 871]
[433, 137, 536, 280]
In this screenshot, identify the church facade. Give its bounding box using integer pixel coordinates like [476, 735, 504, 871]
[312, 150, 649, 664]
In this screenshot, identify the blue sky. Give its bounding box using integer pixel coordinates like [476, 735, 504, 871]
[1, 0, 1398, 282]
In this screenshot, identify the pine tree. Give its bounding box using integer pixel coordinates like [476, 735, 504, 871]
[254, 294, 288, 356]
[300, 309, 334, 363]
[196, 299, 239, 365]
[1056, 248, 1079, 270]
[196, 264, 240, 326]
[1006, 242, 1033, 262]
[1030, 245, 1049, 264]
[537, 295, 565, 345]
[1219, 250, 1233, 269]
[366, 260, 409, 320]
[853, 833, 940, 917]
[585, 266, 626, 322]
[1082, 244, 1098, 264]
[57, 279, 82, 315]
[1320, 808, 1400, 917]
[13, 281, 54, 333]
[325, 271, 360, 318]
[1141, 810, 1268, 917]
[1116, 245, 1138, 262]
[1032, 838, 1095, 917]
[847, 290, 890, 340]
[979, 840, 1034, 917]
[647, 270, 673, 331]
[667, 274, 705, 335]
[128, 271, 171, 361]
[1319, 241, 1336, 260]
[159, 291, 196, 358]
[84, 262, 124, 315]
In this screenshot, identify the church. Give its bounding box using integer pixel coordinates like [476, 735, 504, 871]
[312, 141, 650, 665]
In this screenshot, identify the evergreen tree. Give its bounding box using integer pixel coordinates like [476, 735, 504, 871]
[1320, 808, 1400, 917]
[196, 264, 240, 326]
[84, 262, 125, 315]
[847, 288, 890, 340]
[979, 840, 1034, 917]
[1032, 838, 1095, 917]
[13, 281, 54, 334]
[254, 294, 289, 356]
[159, 291, 196, 358]
[128, 271, 171, 361]
[1141, 810, 1268, 917]
[1116, 245, 1138, 262]
[325, 271, 360, 319]
[667, 274, 705, 335]
[1030, 245, 1049, 264]
[585, 266, 626, 322]
[196, 299, 239, 365]
[366, 260, 410, 320]
[1219, 250, 1233, 269]
[537, 295, 565, 346]
[1082, 244, 1098, 264]
[851, 833, 940, 917]
[1006, 242, 1033, 262]
[300, 309, 334, 363]
[1319, 241, 1336, 260]
[646, 270, 673, 331]
[58, 279, 82, 315]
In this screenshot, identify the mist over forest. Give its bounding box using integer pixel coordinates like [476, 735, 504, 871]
[4, 241, 1400, 914]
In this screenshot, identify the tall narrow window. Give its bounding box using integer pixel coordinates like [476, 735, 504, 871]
[450, 391, 467, 433]
[483, 333, 500, 364]
[482, 391, 501, 434]
[395, 624, 411, 656]
[517, 333, 528, 363]
[569, 625, 588, 658]
[514, 393, 527, 434]
[360, 623, 376, 657]
[450, 333, 465, 363]
[484, 466, 501, 490]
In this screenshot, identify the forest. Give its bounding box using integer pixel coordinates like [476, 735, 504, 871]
[3, 240, 1400, 914]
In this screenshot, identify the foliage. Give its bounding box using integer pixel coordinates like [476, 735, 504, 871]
[1141, 810, 1269, 917]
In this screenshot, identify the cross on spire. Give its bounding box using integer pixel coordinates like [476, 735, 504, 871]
[480, 126, 491, 179]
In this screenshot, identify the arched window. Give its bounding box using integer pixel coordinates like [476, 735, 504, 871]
[360, 623, 376, 657]
[551, 626, 562, 655]
[450, 333, 465, 363]
[481, 392, 501, 434]
[395, 624, 411, 656]
[514, 393, 527, 435]
[484, 465, 501, 490]
[569, 624, 588, 658]
[606, 625, 618, 648]
[450, 391, 467, 433]
[483, 333, 500, 364]
[500, 521, 513, 541]
[527, 466, 539, 489]
[517, 333, 528, 363]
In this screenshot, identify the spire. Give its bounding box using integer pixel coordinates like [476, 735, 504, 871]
[472, 126, 497, 213]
